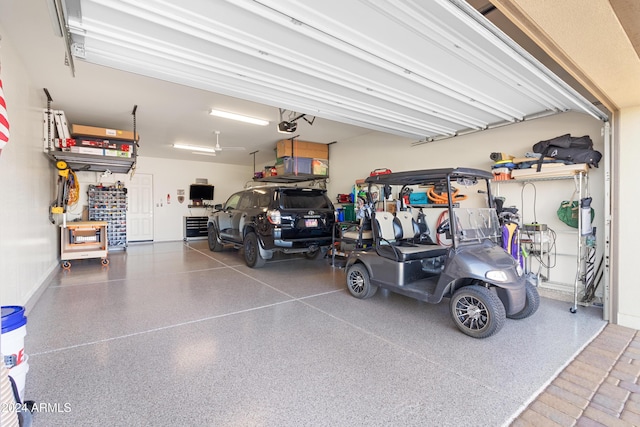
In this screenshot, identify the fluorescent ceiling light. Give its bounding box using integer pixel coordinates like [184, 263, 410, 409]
[173, 143, 217, 154]
[209, 109, 270, 126]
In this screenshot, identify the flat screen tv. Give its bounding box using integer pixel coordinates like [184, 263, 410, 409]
[189, 184, 214, 202]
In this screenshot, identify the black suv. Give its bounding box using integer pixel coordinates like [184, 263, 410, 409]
[207, 186, 336, 267]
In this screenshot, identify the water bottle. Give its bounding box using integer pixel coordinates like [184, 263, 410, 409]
[580, 197, 593, 236]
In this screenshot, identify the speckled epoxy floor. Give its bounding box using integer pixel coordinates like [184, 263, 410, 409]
[22, 241, 606, 426]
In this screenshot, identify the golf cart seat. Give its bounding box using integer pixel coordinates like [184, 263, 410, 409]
[373, 212, 448, 261]
[341, 217, 373, 242]
[394, 211, 420, 240]
[393, 211, 435, 243]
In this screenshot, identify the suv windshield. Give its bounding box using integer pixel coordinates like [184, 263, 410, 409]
[279, 189, 331, 209]
[453, 208, 501, 243]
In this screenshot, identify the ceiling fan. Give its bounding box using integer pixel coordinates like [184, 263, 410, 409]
[214, 131, 246, 152]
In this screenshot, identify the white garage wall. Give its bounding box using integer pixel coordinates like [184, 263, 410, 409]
[72, 157, 252, 243]
[0, 33, 59, 309]
[615, 106, 640, 329]
[328, 112, 605, 296]
[129, 156, 251, 242]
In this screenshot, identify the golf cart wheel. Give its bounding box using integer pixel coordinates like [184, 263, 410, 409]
[244, 232, 266, 268]
[101, 258, 110, 266]
[208, 224, 224, 252]
[507, 281, 540, 320]
[346, 264, 378, 299]
[61, 260, 71, 270]
[450, 285, 506, 338]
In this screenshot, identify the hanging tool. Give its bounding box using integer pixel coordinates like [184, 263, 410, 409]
[49, 160, 78, 223]
[427, 184, 467, 204]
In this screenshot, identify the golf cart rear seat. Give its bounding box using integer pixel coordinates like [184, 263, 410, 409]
[373, 212, 448, 261]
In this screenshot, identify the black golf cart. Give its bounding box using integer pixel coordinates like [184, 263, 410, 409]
[345, 167, 539, 338]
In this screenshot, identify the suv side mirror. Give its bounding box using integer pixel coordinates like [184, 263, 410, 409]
[214, 204, 223, 210]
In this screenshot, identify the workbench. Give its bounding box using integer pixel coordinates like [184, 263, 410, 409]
[60, 221, 109, 269]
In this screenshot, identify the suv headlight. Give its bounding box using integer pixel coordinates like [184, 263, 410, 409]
[486, 270, 508, 282]
[267, 209, 281, 225]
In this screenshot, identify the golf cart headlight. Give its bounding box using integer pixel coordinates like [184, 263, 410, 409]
[516, 264, 524, 277]
[486, 270, 508, 282]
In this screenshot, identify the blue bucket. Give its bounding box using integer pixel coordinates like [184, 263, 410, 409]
[2, 306, 27, 334]
[2, 306, 29, 401]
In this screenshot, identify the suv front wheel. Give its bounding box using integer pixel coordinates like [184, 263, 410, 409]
[244, 232, 266, 268]
[208, 224, 224, 252]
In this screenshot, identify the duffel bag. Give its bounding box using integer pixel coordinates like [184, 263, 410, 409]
[533, 134, 593, 153]
[533, 134, 600, 171]
[544, 147, 602, 168]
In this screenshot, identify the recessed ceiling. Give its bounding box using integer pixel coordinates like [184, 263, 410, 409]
[62, 0, 605, 140]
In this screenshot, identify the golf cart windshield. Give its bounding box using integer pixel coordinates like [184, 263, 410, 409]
[453, 207, 501, 244]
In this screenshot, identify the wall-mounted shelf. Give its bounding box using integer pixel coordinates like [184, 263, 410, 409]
[46, 150, 135, 174]
[42, 93, 138, 174]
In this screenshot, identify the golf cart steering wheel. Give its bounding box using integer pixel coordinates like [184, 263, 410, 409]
[436, 218, 450, 235]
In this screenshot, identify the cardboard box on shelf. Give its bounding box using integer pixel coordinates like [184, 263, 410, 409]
[71, 124, 138, 141]
[312, 159, 329, 176]
[276, 139, 329, 160]
[77, 138, 106, 148]
[54, 138, 76, 149]
[70, 146, 105, 156]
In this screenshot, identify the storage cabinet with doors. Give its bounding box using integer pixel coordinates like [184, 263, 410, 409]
[88, 184, 128, 249]
[184, 216, 208, 241]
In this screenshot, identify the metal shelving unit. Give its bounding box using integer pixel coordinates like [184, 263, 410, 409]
[494, 171, 590, 313]
[88, 185, 128, 250]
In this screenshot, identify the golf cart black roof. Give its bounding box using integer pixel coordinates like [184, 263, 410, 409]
[365, 167, 493, 186]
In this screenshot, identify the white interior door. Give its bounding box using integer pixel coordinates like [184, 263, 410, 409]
[126, 173, 154, 242]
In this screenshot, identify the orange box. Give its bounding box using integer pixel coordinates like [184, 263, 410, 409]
[71, 124, 137, 141]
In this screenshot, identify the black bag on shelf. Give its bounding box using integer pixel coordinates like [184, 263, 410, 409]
[533, 134, 602, 170]
[533, 134, 593, 152]
[544, 147, 602, 167]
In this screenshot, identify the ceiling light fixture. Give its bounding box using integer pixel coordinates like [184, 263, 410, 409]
[173, 143, 217, 154]
[191, 152, 217, 157]
[209, 109, 269, 126]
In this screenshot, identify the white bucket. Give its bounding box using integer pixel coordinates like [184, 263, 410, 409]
[8, 355, 29, 402]
[2, 306, 27, 369]
[2, 306, 28, 402]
